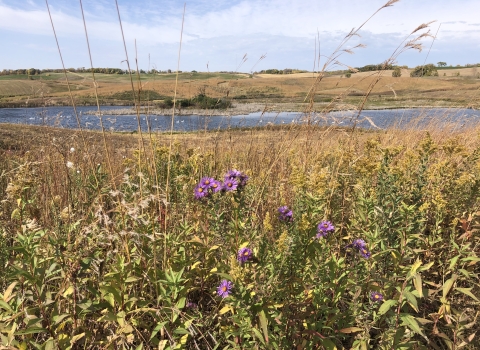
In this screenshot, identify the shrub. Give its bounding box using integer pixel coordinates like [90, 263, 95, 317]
[392, 67, 402, 77]
[410, 64, 439, 77]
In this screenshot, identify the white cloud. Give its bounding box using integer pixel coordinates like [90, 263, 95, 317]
[0, 0, 478, 70]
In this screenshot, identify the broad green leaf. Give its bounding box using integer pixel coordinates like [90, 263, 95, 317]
[400, 314, 427, 340]
[219, 306, 233, 315]
[70, 333, 85, 345]
[176, 297, 186, 310]
[0, 300, 13, 312]
[443, 275, 458, 299]
[403, 290, 419, 312]
[125, 276, 141, 283]
[149, 321, 167, 341]
[419, 261, 435, 272]
[63, 285, 74, 298]
[410, 259, 422, 275]
[252, 328, 265, 345]
[413, 274, 423, 298]
[320, 338, 338, 350]
[15, 327, 47, 335]
[449, 255, 460, 271]
[339, 327, 363, 333]
[259, 310, 269, 343]
[455, 288, 479, 301]
[378, 299, 397, 316]
[3, 282, 17, 302]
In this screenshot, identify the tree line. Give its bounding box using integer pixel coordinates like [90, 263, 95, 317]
[0, 68, 179, 76]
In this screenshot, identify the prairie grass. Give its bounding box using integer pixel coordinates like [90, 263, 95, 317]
[0, 1, 480, 349]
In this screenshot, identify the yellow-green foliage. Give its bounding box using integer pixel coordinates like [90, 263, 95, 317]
[0, 124, 479, 349]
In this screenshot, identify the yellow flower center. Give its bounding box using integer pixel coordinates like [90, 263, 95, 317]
[222, 287, 227, 292]
[228, 183, 232, 187]
[323, 223, 328, 228]
[212, 183, 217, 188]
[375, 294, 379, 299]
[205, 180, 210, 185]
[198, 188, 203, 193]
[244, 251, 249, 256]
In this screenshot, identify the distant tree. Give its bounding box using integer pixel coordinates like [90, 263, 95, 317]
[392, 67, 402, 77]
[437, 62, 447, 67]
[410, 64, 438, 77]
[345, 72, 352, 78]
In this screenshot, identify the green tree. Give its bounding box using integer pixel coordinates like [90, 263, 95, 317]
[437, 61, 447, 67]
[392, 67, 402, 77]
[410, 64, 438, 77]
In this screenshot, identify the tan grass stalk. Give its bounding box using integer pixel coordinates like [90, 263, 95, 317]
[165, 3, 186, 268]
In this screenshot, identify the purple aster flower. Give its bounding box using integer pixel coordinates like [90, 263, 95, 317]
[238, 173, 249, 186]
[316, 220, 334, 238]
[224, 169, 248, 188]
[370, 291, 384, 302]
[237, 247, 253, 263]
[186, 301, 198, 308]
[352, 239, 367, 250]
[225, 169, 241, 180]
[359, 247, 371, 259]
[217, 280, 233, 298]
[278, 206, 293, 222]
[200, 177, 215, 189]
[194, 184, 208, 199]
[223, 178, 238, 191]
[210, 180, 222, 193]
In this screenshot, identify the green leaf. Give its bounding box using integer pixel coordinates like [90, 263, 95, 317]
[0, 300, 13, 312]
[320, 338, 338, 350]
[449, 255, 460, 271]
[403, 289, 419, 312]
[252, 328, 265, 345]
[125, 276, 141, 283]
[413, 274, 423, 298]
[149, 321, 168, 341]
[70, 332, 85, 345]
[259, 310, 269, 343]
[339, 327, 363, 333]
[378, 299, 397, 315]
[400, 314, 427, 340]
[455, 288, 479, 301]
[176, 297, 186, 310]
[443, 274, 457, 299]
[15, 327, 47, 335]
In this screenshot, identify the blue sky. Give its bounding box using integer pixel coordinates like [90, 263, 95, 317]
[0, 0, 479, 72]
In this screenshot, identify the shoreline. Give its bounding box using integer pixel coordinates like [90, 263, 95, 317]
[82, 103, 479, 116]
[0, 102, 477, 115]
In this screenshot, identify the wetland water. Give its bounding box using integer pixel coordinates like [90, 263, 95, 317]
[0, 106, 479, 132]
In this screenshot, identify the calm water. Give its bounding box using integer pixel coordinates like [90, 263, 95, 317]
[0, 106, 479, 132]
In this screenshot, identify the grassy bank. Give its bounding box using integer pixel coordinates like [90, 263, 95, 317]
[0, 118, 479, 349]
[1, 68, 479, 109]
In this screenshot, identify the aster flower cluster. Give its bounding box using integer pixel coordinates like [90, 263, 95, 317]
[347, 238, 372, 259]
[316, 220, 335, 238]
[194, 169, 248, 199]
[278, 206, 293, 222]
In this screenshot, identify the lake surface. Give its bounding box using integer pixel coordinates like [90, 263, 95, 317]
[0, 106, 479, 132]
